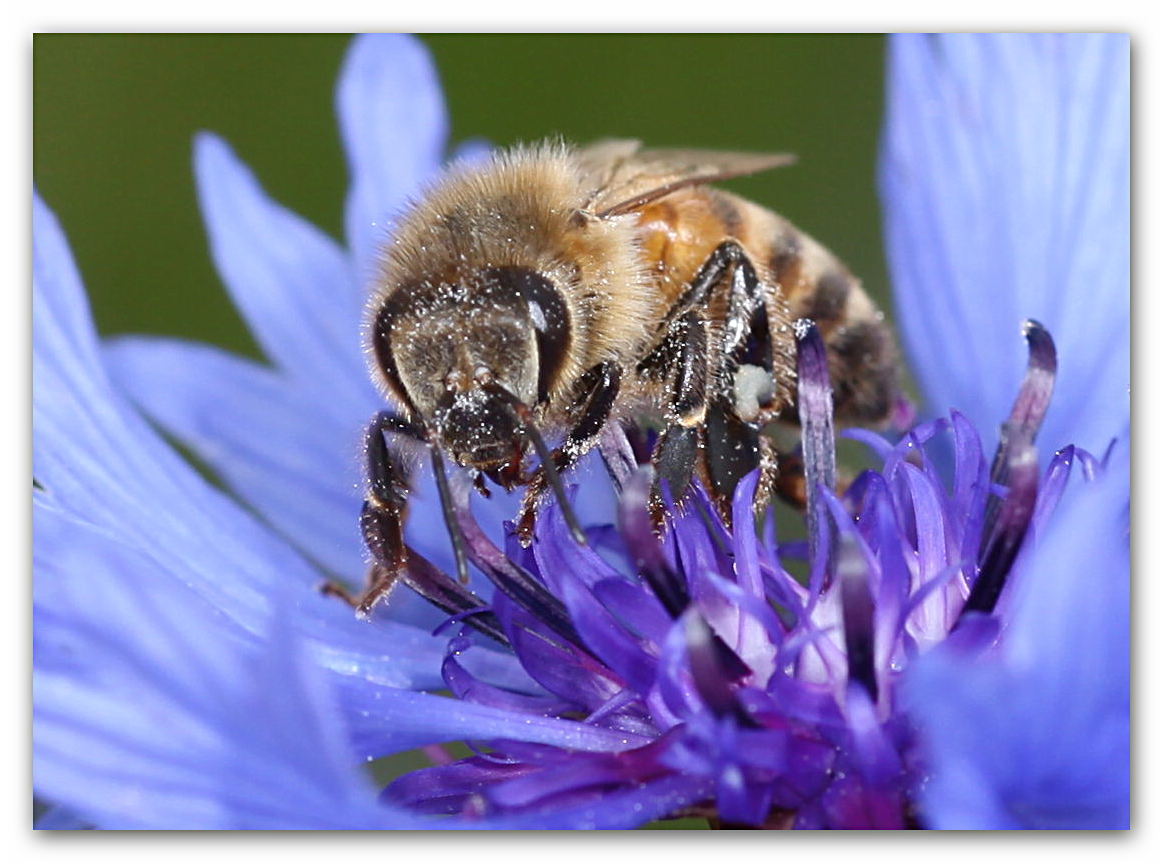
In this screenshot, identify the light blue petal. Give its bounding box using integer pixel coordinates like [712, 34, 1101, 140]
[35, 193, 290, 633]
[449, 136, 495, 166]
[193, 132, 370, 404]
[34, 504, 418, 829]
[339, 680, 650, 760]
[337, 33, 448, 279]
[881, 34, 1129, 456]
[105, 336, 372, 581]
[904, 442, 1129, 829]
[34, 194, 499, 691]
[103, 335, 547, 606]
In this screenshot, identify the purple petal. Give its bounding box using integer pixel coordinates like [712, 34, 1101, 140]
[905, 443, 1129, 828]
[442, 641, 568, 716]
[469, 773, 715, 830]
[591, 578, 672, 646]
[556, 576, 658, 695]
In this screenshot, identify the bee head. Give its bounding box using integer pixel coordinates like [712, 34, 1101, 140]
[370, 266, 573, 468]
[429, 385, 524, 470]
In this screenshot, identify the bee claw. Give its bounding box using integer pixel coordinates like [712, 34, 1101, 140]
[319, 579, 358, 607]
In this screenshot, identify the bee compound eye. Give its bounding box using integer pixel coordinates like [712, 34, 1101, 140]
[484, 267, 572, 405]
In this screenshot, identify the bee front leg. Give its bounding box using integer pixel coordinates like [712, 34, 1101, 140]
[351, 411, 425, 616]
[515, 361, 621, 545]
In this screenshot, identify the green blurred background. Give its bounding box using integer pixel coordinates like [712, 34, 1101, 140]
[34, 33, 891, 359]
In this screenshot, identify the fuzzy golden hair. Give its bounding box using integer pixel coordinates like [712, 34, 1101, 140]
[364, 142, 656, 409]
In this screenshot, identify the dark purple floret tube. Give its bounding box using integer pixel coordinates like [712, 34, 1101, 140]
[963, 320, 1058, 621]
[449, 478, 584, 649]
[836, 533, 878, 701]
[961, 439, 1039, 619]
[981, 320, 1057, 543]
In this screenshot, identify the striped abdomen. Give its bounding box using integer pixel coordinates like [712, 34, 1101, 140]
[759, 204, 899, 425]
[632, 187, 900, 427]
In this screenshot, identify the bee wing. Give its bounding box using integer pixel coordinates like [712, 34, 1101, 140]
[577, 142, 796, 217]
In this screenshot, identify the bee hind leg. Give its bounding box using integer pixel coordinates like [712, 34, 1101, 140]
[664, 241, 781, 525]
[515, 361, 622, 546]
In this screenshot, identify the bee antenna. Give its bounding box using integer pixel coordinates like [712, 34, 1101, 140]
[428, 445, 473, 585]
[484, 383, 588, 546]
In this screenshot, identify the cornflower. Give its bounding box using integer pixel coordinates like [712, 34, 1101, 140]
[33, 33, 1128, 829]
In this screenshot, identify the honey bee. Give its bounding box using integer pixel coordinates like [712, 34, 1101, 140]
[352, 140, 899, 614]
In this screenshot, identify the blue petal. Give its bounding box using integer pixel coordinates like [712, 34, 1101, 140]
[337, 33, 448, 278]
[35, 193, 483, 692]
[881, 34, 1129, 456]
[35, 498, 416, 829]
[904, 440, 1129, 829]
[105, 334, 535, 608]
[339, 679, 649, 761]
[193, 132, 370, 405]
[35, 193, 294, 633]
[105, 336, 373, 583]
[34, 804, 90, 830]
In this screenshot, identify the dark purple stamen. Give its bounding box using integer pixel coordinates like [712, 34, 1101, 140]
[959, 321, 1057, 621]
[960, 439, 1039, 619]
[795, 320, 838, 582]
[980, 320, 1057, 543]
[402, 553, 509, 646]
[430, 446, 473, 585]
[598, 422, 640, 492]
[684, 612, 756, 725]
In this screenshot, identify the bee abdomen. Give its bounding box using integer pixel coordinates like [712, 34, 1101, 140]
[766, 226, 899, 427]
[825, 316, 899, 425]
